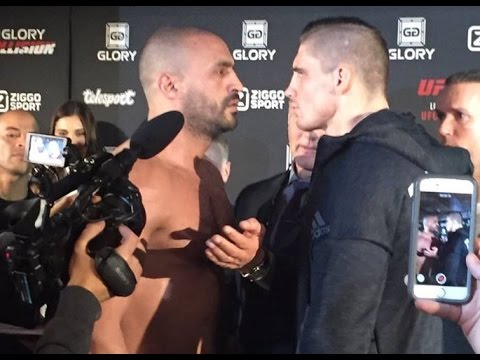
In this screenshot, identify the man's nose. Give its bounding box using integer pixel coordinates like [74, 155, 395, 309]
[438, 115, 454, 137]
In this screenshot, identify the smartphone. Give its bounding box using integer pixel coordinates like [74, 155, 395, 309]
[24, 133, 68, 168]
[408, 174, 477, 303]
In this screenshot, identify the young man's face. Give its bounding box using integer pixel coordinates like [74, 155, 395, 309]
[285, 41, 338, 133]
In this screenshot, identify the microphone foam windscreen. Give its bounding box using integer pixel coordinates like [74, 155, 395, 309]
[130, 111, 184, 159]
[0, 231, 15, 251]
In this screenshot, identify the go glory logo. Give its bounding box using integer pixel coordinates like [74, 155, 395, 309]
[232, 20, 276, 61]
[0, 90, 42, 113]
[97, 23, 137, 62]
[237, 87, 285, 111]
[389, 17, 435, 61]
[0, 28, 56, 55]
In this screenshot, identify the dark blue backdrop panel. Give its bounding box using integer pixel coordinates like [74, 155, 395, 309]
[0, 6, 70, 132]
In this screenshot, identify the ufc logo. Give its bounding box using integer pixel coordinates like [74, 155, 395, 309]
[468, 26, 480, 52]
[417, 79, 445, 96]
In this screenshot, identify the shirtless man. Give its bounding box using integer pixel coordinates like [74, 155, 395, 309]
[416, 214, 440, 279]
[90, 26, 244, 353]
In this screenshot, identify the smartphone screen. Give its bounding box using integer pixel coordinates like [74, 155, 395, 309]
[25, 133, 68, 168]
[409, 175, 477, 303]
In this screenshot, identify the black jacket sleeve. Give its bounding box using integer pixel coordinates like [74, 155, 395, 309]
[297, 237, 389, 353]
[35, 286, 101, 354]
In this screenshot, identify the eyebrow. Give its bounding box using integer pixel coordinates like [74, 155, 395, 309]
[292, 66, 305, 74]
[56, 127, 84, 131]
[217, 60, 234, 68]
[3, 126, 20, 132]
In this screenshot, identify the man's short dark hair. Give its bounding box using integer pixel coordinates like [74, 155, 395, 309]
[445, 69, 480, 86]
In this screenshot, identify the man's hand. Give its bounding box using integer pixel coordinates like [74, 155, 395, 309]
[423, 246, 438, 258]
[67, 221, 144, 303]
[49, 192, 78, 217]
[415, 252, 480, 354]
[205, 218, 265, 270]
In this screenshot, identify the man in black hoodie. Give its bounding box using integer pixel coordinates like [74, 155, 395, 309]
[284, 17, 473, 353]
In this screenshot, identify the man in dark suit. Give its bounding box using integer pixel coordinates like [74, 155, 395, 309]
[206, 105, 324, 353]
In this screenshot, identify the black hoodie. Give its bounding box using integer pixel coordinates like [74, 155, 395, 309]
[297, 109, 472, 354]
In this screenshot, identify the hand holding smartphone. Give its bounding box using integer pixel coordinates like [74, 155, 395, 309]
[408, 174, 477, 303]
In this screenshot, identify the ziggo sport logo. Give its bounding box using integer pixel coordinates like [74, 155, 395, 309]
[237, 87, 285, 111]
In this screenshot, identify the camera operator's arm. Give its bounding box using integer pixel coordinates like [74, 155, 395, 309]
[35, 222, 143, 354]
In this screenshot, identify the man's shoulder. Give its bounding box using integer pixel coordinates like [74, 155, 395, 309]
[234, 171, 288, 221]
[238, 171, 287, 200]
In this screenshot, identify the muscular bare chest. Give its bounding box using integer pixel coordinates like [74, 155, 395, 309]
[131, 159, 233, 252]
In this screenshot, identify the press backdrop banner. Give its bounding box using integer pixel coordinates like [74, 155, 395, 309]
[2, 6, 480, 203]
[0, 5, 478, 354]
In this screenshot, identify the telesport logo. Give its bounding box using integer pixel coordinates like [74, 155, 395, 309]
[0, 28, 56, 55]
[233, 20, 276, 61]
[389, 17, 435, 61]
[83, 88, 136, 108]
[97, 22, 137, 62]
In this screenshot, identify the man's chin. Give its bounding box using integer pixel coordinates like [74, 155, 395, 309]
[222, 116, 238, 131]
[12, 165, 30, 177]
[295, 155, 315, 171]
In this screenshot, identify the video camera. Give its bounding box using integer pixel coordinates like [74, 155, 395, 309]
[0, 111, 184, 328]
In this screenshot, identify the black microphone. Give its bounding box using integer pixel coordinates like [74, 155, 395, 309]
[130, 110, 184, 159]
[46, 111, 184, 203]
[0, 232, 15, 251]
[95, 111, 184, 184]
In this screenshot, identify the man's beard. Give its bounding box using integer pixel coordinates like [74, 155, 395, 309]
[182, 90, 238, 139]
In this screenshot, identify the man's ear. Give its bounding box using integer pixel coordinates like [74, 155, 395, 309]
[333, 63, 352, 95]
[157, 73, 179, 99]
